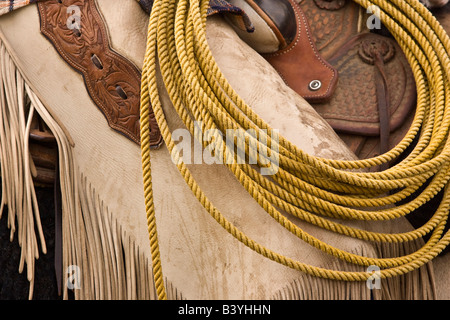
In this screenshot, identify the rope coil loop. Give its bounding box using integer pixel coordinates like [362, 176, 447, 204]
[140, 0, 450, 299]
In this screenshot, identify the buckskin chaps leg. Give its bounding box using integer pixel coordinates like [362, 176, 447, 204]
[0, 0, 439, 299]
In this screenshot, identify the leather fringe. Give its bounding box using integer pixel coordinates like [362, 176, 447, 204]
[0, 43, 46, 299]
[0, 41, 165, 300]
[372, 240, 437, 300]
[0, 37, 436, 301]
[272, 246, 373, 300]
[272, 241, 436, 300]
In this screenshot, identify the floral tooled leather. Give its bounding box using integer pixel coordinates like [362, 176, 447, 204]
[37, 0, 162, 147]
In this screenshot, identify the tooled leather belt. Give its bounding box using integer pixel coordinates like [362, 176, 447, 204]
[37, 0, 162, 147]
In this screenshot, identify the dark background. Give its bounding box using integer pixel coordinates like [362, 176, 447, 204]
[0, 186, 61, 300]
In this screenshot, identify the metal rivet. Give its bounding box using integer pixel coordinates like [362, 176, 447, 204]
[308, 80, 322, 91]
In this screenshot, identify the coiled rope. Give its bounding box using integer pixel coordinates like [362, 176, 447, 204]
[140, 0, 450, 300]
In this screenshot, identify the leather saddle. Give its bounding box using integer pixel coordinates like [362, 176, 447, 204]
[227, 0, 417, 168]
[299, 0, 416, 164]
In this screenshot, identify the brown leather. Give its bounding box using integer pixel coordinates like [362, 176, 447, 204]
[243, 0, 288, 49]
[262, 0, 338, 103]
[314, 33, 416, 137]
[299, 0, 362, 60]
[29, 113, 58, 186]
[433, 3, 450, 31]
[298, 0, 417, 164]
[37, 0, 162, 148]
[251, 0, 297, 46]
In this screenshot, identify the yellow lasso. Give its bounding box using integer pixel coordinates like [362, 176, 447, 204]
[140, 0, 450, 300]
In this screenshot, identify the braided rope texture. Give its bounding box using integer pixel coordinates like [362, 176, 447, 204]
[139, 0, 450, 299]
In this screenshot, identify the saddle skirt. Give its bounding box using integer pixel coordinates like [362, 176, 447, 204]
[227, 0, 417, 164]
[299, 0, 416, 162]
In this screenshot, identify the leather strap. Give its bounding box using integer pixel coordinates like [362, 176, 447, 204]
[37, 0, 162, 147]
[29, 114, 58, 186]
[358, 37, 395, 160]
[263, 0, 338, 102]
[372, 49, 391, 159]
[54, 160, 63, 296]
[314, 32, 415, 137]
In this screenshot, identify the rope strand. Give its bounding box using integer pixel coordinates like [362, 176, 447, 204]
[140, 0, 450, 298]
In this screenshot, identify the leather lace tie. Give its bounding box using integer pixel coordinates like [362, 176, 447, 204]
[359, 37, 396, 169]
